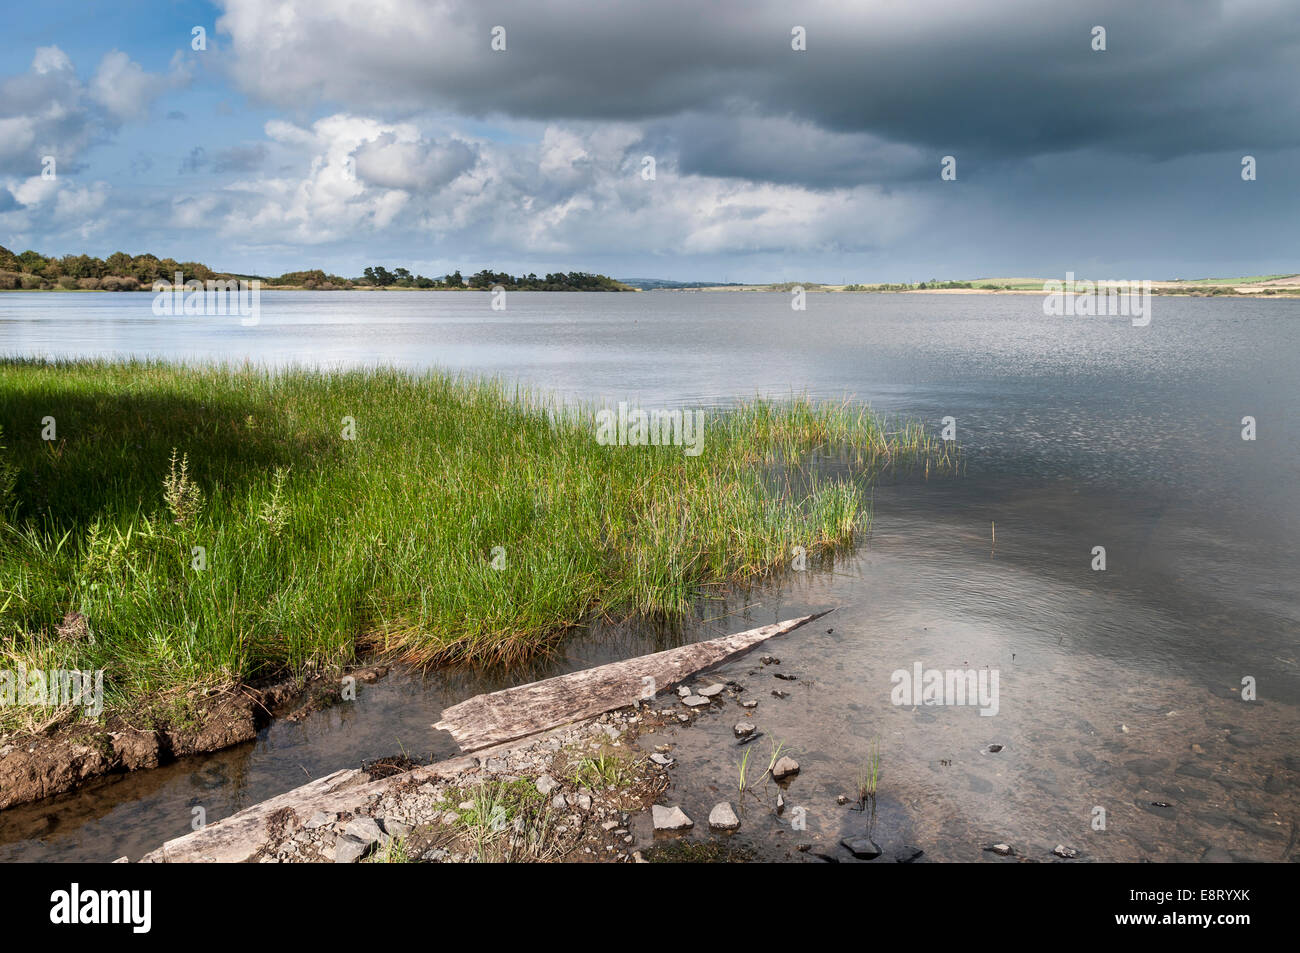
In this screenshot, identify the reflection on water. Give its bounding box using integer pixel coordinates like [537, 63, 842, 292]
[1, 291, 1296, 861]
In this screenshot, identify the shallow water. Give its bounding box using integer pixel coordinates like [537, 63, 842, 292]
[1, 291, 1296, 861]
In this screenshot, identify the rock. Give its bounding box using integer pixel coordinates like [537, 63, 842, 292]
[709, 802, 740, 831]
[760, 655, 780, 665]
[536, 773, 559, 795]
[651, 805, 694, 831]
[381, 818, 412, 839]
[772, 690, 789, 699]
[303, 811, 335, 830]
[344, 817, 385, 845]
[602, 820, 620, 831]
[894, 845, 924, 863]
[676, 713, 692, 723]
[333, 835, 369, 863]
[699, 683, 725, 698]
[984, 744, 1004, 754]
[677, 686, 692, 697]
[841, 836, 882, 859]
[650, 753, 674, 766]
[1200, 847, 1234, 863]
[112, 856, 129, 863]
[776, 792, 785, 814]
[774, 673, 797, 681]
[1140, 800, 1177, 819]
[1052, 844, 1078, 859]
[984, 843, 1015, 856]
[772, 756, 800, 780]
[681, 695, 710, 708]
[552, 794, 568, 810]
[458, 800, 474, 810]
[575, 794, 592, 812]
[733, 722, 755, 738]
[741, 700, 758, 709]
[836, 794, 850, 805]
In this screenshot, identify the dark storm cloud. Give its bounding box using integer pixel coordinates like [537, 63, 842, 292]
[221, 0, 1300, 175]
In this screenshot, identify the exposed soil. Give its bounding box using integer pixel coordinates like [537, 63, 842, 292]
[0, 665, 388, 811]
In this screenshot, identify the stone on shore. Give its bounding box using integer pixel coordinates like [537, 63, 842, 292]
[841, 836, 882, 859]
[652, 805, 694, 831]
[709, 802, 740, 831]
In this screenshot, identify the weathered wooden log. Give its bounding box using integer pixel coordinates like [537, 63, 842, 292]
[140, 730, 558, 863]
[141, 611, 829, 862]
[434, 611, 830, 752]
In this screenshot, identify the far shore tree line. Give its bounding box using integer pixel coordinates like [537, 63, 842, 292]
[0, 245, 632, 292]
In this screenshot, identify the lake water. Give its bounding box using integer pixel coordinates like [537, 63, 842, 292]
[1, 290, 1297, 862]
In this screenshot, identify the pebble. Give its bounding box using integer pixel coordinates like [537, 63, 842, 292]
[984, 843, 1015, 856]
[333, 835, 369, 863]
[651, 805, 694, 831]
[734, 722, 755, 738]
[682, 695, 710, 707]
[344, 817, 384, 845]
[650, 753, 675, 766]
[1052, 844, 1078, 859]
[535, 774, 559, 795]
[841, 836, 882, 859]
[699, 683, 725, 698]
[708, 802, 740, 831]
[741, 700, 758, 709]
[772, 756, 800, 780]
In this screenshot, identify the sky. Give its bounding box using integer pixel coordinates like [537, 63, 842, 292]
[1, 0, 1298, 283]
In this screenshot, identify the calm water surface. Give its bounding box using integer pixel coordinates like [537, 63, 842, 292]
[1, 291, 1296, 861]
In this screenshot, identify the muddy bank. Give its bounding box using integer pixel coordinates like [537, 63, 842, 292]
[0, 666, 387, 811]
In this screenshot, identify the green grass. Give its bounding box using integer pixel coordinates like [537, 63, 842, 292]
[0, 359, 956, 732]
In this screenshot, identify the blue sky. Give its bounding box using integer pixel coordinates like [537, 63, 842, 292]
[2, 1, 1298, 282]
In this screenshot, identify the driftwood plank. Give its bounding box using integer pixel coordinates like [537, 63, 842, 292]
[140, 728, 572, 863]
[434, 611, 830, 752]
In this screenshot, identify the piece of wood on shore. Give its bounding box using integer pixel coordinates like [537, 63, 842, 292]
[433, 610, 831, 753]
[139, 728, 570, 863]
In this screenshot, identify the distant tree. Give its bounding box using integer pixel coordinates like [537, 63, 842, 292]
[105, 251, 133, 276]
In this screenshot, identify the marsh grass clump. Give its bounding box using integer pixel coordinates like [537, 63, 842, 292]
[441, 780, 556, 863]
[0, 359, 958, 731]
[162, 448, 204, 526]
[855, 736, 881, 808]
[571, 749, 637, 790]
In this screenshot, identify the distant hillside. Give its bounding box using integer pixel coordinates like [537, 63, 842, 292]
[617, 278, 747, 290]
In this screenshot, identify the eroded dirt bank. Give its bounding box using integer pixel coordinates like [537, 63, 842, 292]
[0, 667, 387, 811]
